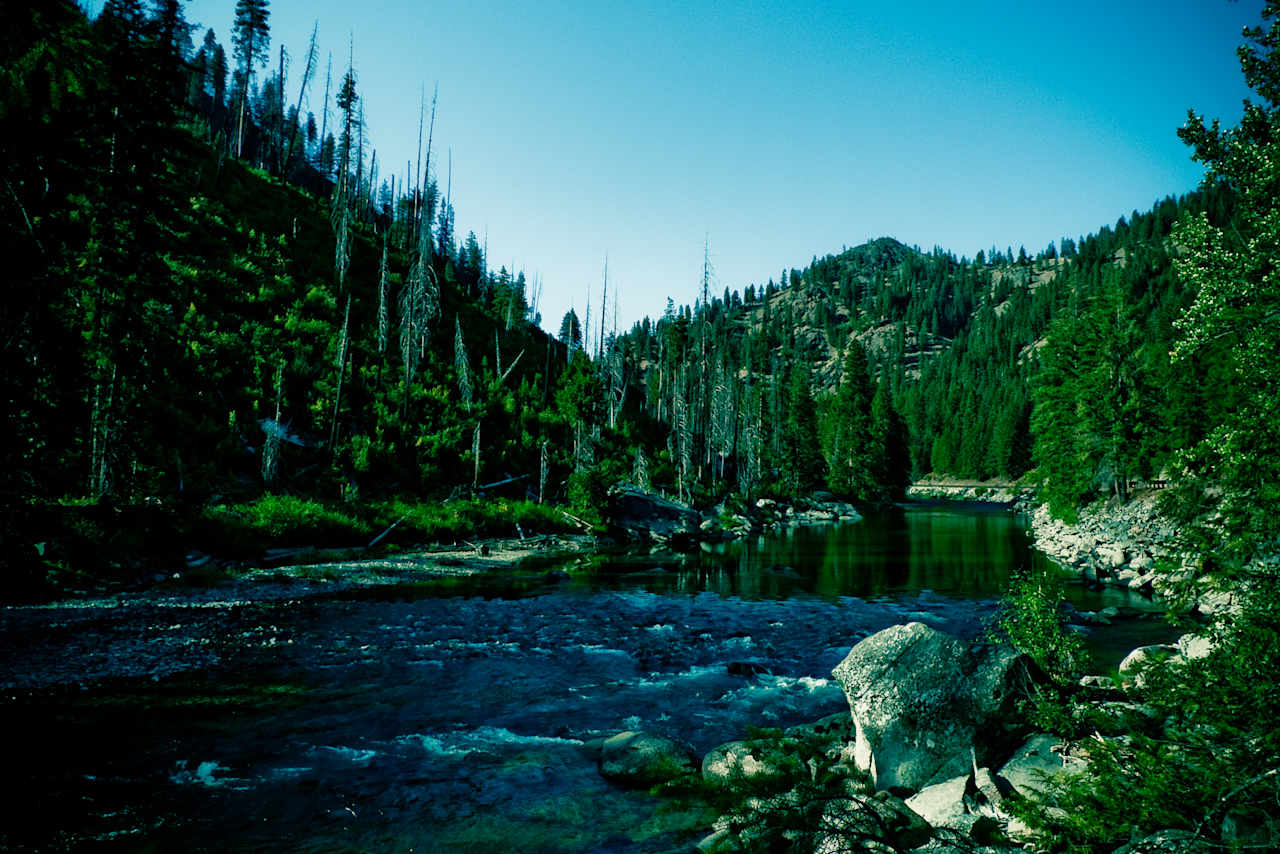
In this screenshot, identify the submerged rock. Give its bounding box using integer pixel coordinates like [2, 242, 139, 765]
[598, 730, 696, 787]
[831, 622, 1032, 792]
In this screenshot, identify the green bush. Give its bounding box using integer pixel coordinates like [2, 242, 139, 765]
[200, 494, 369, 549]
[988, 566, 1088, 684]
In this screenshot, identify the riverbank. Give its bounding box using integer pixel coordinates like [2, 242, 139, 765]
[4, 494, 590, 603]
[1, 507, 1022, 853]
[1024, 489, 1249, 616]
[905, 476, 1030, 505]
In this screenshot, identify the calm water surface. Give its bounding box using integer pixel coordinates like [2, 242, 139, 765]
[0, 504, 1160, 853]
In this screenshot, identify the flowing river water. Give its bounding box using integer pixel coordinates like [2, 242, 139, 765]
[0, 504, 1167, 853]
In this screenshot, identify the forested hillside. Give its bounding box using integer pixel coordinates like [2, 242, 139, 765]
[597, 183, 1236, 513]
[1, 0, 1272, 589]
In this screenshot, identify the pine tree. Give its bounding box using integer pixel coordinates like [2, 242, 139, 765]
[827, 340, 876, 499]
[231, 0, 269, 159]
[785, 360, 825, 495]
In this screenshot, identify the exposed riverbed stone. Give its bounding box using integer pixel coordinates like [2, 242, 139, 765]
[831, 622, 1032, 792]
[701, 741, 776, 785]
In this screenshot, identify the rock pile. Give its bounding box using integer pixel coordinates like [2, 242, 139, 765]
[606, 484, 861, 545]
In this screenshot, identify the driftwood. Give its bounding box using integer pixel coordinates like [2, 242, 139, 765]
[367, 514, 408, 548]
[559, 509, 593, 530]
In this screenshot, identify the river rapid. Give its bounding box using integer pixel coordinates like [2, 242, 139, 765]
[0, 504, 1161, 853]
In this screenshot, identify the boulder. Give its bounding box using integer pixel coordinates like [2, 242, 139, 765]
[996, 734, 1072, 800]
[785, 711, 856, 743]
[607, 485, 703, 545]
[1098, 545, 1128, 568]
[1128, 573, 1154, 595]
[1175, 632, 1214, 661]
[1078, 675, 1123, 698]
[1130, 553, 1155, 573]
[1118, 644, 1178, 691]
[904, 772, 973, 830]
[598, 730, 696, 787]
[973, 767, 1011, 811]
[701, 740, 776, 785]
[831, 622, 1032, 791]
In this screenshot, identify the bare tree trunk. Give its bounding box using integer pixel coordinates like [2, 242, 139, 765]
[328, 295, 351, 454]
[262, 360, 284, 486]
[377, 241, 389, 355]
[284, 21, 318, 177]
[318, 53, 332, 173]
[539, 440, 548, 504]
[455, 316, 473, 408]
[89, 361, 119, 498]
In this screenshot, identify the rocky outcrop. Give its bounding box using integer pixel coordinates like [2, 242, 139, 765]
[606, 485, 862, 544]
[597, 730, 697, 787]
[831, 622, 1033, 792]
[906, 481, 1024, 504]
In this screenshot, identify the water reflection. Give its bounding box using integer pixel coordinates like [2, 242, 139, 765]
[590, 504, 1038, 601]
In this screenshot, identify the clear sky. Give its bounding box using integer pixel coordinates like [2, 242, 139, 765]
[173, 0, 1263, 338]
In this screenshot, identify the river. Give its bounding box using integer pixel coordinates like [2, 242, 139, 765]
[0, 503, 1164, 853]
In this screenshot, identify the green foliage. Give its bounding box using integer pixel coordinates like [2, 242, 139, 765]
[565, 469, 610, 528]
[825, 341, 876, 499]
[1015, 587, 1280, 852]
[1167, 0, 1280, 574]
[195, 495, 576, 555]
[695, 726, 892, 853]
[200, 495, 371, 549]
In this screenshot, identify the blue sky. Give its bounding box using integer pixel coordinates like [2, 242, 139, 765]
[175, 0, 1263, 337]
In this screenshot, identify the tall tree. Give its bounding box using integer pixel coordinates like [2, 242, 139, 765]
[827, 340, 876, 499]
[231, 0, 269, 158]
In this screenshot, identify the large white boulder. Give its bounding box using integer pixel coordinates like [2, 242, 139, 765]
[831, 622, 1031, 792]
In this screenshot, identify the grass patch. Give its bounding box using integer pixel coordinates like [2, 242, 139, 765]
[194, 494, 578, 555]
